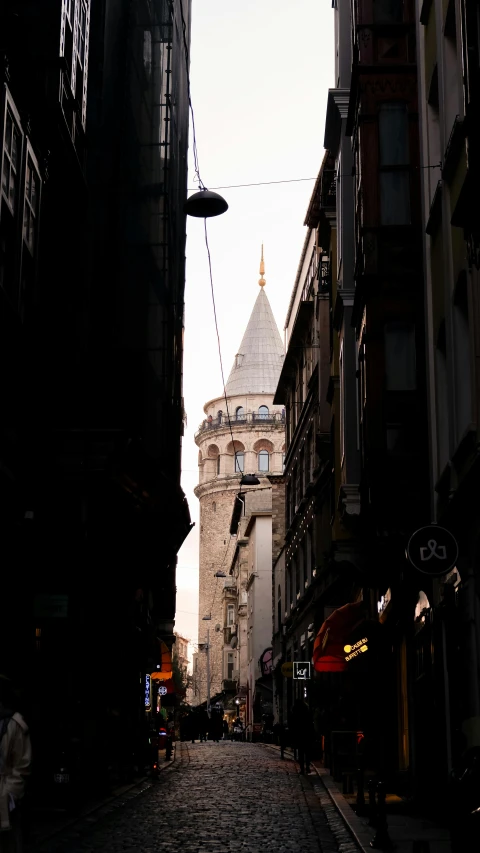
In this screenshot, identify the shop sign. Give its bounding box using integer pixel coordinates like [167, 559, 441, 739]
[281, 662, 294, 678]
[293, 662, 311, 680]
[145, 674, 151, 709]
[260, 647, 273, 676]
[407, 525, 458, 577]
[344, 638, 368, 662]
[159, 685, 168, 696]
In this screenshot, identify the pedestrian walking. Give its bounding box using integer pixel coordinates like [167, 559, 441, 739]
[290, 697, 315, 775]
[198, 710, 209, 743]
[0, 675, 32, 853]
[222, 718, 229, 740]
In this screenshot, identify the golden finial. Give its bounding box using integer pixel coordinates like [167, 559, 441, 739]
[258, 244, 266, 287]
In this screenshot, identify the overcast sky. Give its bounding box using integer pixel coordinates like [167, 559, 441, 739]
[174, 0, 334, 656]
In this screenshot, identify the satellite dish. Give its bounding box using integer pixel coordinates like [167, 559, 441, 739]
[231, 636, 238, 649]
[215, 623, 221, 632]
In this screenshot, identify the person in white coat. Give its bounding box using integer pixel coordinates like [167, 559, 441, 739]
[0, 676, 31, 853]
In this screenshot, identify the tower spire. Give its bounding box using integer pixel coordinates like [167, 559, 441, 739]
[258, 244, 266, 287]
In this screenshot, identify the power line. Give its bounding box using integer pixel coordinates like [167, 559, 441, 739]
[188, 177, 317, 190]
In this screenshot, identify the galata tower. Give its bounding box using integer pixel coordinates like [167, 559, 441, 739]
[194, 249, 285, 708]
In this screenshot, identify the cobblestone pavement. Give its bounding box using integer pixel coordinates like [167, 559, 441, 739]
[34, 742, 360, 853]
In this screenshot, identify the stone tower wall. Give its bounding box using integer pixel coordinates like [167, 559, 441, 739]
[194, 390, 285, 707]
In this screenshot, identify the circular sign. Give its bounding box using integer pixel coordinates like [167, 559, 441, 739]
[159, 685, 168, 695]
[281, 662, 294, 678]
[407, 525, 458, 577]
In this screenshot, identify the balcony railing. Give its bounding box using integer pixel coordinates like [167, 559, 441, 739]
[195, 411, 285, 439]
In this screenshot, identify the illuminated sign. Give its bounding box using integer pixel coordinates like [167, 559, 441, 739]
[145, 674, 151, 709]
[344, 638, 368, 662]
[377, 588, 391, 615]
[159, 685, 168, 696]
[293, 662, 311, 680]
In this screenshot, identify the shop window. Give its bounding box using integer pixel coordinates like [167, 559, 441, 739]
[384, 323, 416, 390]
[258, 450, 269, 472]
[379, 103, 410, 225]
[235, 451, 244, 473]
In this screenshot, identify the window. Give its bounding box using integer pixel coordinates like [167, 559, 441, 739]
[143, 31, 152, 79]
[226, 652, 234, 680]
[236, 406, 245, 421]
[379, 103, 410, 225]
[216, 455, 221, 475]
[258, 405, 269, 420]
[373, 0, 403, 23]
[2, 109, 21, 213]
[23, 157, 39, 254]
[384, 323, 416, 390]
[258, 450, 269, 472]
[235, 451, 244, 473]
[227, 604, 235, 627]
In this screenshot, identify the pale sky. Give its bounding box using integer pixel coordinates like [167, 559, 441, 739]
[174, 0, 335, 657]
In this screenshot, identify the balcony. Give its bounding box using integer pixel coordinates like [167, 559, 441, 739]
[195, 411, 285, 439]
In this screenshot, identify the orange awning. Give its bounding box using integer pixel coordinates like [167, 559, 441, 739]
[151, 640, 173, 680]
[313, 601, 366, 673]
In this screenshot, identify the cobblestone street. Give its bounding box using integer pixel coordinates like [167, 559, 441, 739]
[33, 743, 359, 853]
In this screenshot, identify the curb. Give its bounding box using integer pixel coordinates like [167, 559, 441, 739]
[28, 747, 176, 850]
[261, 743, 370, 852]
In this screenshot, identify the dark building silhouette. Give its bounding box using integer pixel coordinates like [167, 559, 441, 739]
[0, 0, 192, 799]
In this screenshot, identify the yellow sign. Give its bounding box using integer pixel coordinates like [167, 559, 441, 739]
[344, 637, 368, 662]
[281, 662, 294, 677]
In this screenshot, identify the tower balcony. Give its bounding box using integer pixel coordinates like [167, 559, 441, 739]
[195, 411, 285, 440]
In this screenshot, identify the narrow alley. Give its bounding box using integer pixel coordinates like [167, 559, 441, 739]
[32, 744, 357, 853]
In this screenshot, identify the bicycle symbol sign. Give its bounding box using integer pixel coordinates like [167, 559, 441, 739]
[407, 525, 458, 577]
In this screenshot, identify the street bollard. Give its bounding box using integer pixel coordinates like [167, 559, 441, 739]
[356, 766, 366, 811]
[368, 779, 378, 827]
[370, 781, 394, 849]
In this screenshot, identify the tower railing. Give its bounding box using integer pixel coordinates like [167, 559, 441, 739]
[195, 411, 286, 439]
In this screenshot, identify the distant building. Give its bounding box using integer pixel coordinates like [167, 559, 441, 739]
[193, 252, 285, 712]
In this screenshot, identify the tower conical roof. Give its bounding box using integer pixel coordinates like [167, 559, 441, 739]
[225, 287, 284, 396]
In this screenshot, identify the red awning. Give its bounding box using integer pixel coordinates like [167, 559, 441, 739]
[312, 601, 366, 672]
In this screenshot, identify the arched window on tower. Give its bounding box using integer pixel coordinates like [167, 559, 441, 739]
[258, 450, 269, 472]
[235, 451, 245, 473]
[236, 406, 245, 421]
[258, 405, 269, 420]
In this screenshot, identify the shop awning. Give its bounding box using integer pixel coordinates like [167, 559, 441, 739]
[313, 601, 367, 672]
[151, 640, 173, 681]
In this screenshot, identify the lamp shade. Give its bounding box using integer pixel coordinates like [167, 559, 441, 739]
[184, 189, 228, 218]
[240, 474, 260, 486]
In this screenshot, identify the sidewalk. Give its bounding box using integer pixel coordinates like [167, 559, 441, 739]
[26, 749, 175, 850]
[264, 744, 452, 852]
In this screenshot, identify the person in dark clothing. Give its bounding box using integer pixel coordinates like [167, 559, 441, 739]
[210, 710, 222, 743]
[222, 719, 229, 740]
[198, 710, 209, 743]
[290, 698, 315, 774]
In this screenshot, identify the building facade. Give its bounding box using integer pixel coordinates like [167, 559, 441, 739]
[194, 259, 285, 712]
[416, 0, 480, 799]
[0, 0, 192, 800]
